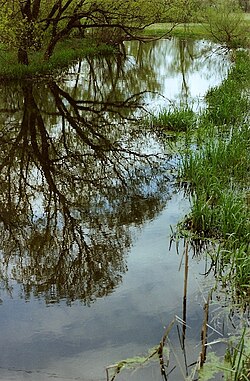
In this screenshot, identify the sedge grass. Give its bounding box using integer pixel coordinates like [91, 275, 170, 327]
[177, 50, 250, 302]
[180, 132, 250, 299]
[181, 125, 250, 190]
[203, 51, 250, 126]
[174, 49, 250, 380]
[148, 106, 196, 133]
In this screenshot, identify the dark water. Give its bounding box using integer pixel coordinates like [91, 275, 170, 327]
[0, 38, 230, 381]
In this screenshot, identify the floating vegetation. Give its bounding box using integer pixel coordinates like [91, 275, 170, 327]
[199, 328, 250, 381]
[106, 318, 175, 381]
[147, 106, 196, 133]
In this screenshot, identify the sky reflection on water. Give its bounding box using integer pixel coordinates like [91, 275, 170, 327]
[0, 37, 231, 381]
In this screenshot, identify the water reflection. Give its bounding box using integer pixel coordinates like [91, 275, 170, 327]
[0, 37, 230, 306]
[0, 76, 169, 304]
[0, 38, 231, 381]
[125, 38, 230, 110]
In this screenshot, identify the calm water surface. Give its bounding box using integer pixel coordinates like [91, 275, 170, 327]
[0, 38, 231, 381]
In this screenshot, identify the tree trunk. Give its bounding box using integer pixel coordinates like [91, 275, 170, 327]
[43, 31, 68, 61]
[18, 47, 29, 65]
[32, 0, 41, 19]
[43, 39, 58, 61]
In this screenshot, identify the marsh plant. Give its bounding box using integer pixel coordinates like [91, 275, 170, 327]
[168, 49, 250, 381]
[177, 51, 250, 301]
[148, 106, 196, 133]
[203, 51, 250, 126]
[199, 328, 250, 381]
[179, 133, 250, 299]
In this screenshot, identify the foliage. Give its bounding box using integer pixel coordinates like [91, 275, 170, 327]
[0, 0, 166, 64]
[0, 3, 16, 46]
[203, 0, 249, 48]
[144, 11, 250, 40]
[4, 0, 241, 68]
[162, 0, 202, 23]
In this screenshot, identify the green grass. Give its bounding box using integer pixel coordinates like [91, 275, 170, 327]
[147, 106, 196, 133]
[143, 45, 250, 302]
[144, 23, 210, 40]
[181, 126, 250, 192]
[144, 13, 250, 42]
[149, 48, 250, 381]
[176, 51, 250, 302]
[1, 13, 250, 79]
[203, 51, 250, 126]
[0, 37, 114, 80]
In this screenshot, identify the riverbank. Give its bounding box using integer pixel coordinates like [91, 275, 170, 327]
[145, 12, 250, 43]
[0, 37, 114, 80]
[0, 19, 249, 379]
[148, 48, 250, 302]
[148, 48, 250, 379]
[1, 14, 250, 81]
[182, 50, 250, 301]
[144, 23, 211, 40]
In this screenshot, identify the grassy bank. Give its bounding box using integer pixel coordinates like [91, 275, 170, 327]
[178, 51, 250, 302]
[148, 49, 250, 302]
[147, 48, 250, 381]
[144, 12, 250, 42]
[144, 22, 210, 40]
[0, 37, 114, 80]
[1, 10, 250, 81]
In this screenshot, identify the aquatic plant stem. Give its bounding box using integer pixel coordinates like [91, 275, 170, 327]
[200, 294, 210, 367]
[182, 241, 189, 375]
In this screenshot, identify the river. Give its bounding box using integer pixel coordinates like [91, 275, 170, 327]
[0, 38, 231, 381]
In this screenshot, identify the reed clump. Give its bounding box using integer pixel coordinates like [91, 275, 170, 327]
[203, 51, 250, 126]
[148, 106, 196, 133]
[177, 50, 250, 302]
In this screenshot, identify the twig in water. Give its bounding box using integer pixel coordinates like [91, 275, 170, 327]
[199, 293, 211, 367]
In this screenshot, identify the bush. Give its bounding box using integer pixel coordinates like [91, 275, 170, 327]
[203, 0, 249, 48]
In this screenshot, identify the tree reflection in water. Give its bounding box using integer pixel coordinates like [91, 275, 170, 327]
[0, 76, 170, 305]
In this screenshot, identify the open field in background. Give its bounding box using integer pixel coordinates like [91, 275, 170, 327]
[144, 23, 211, 39]
[145, 13, 250, 39]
